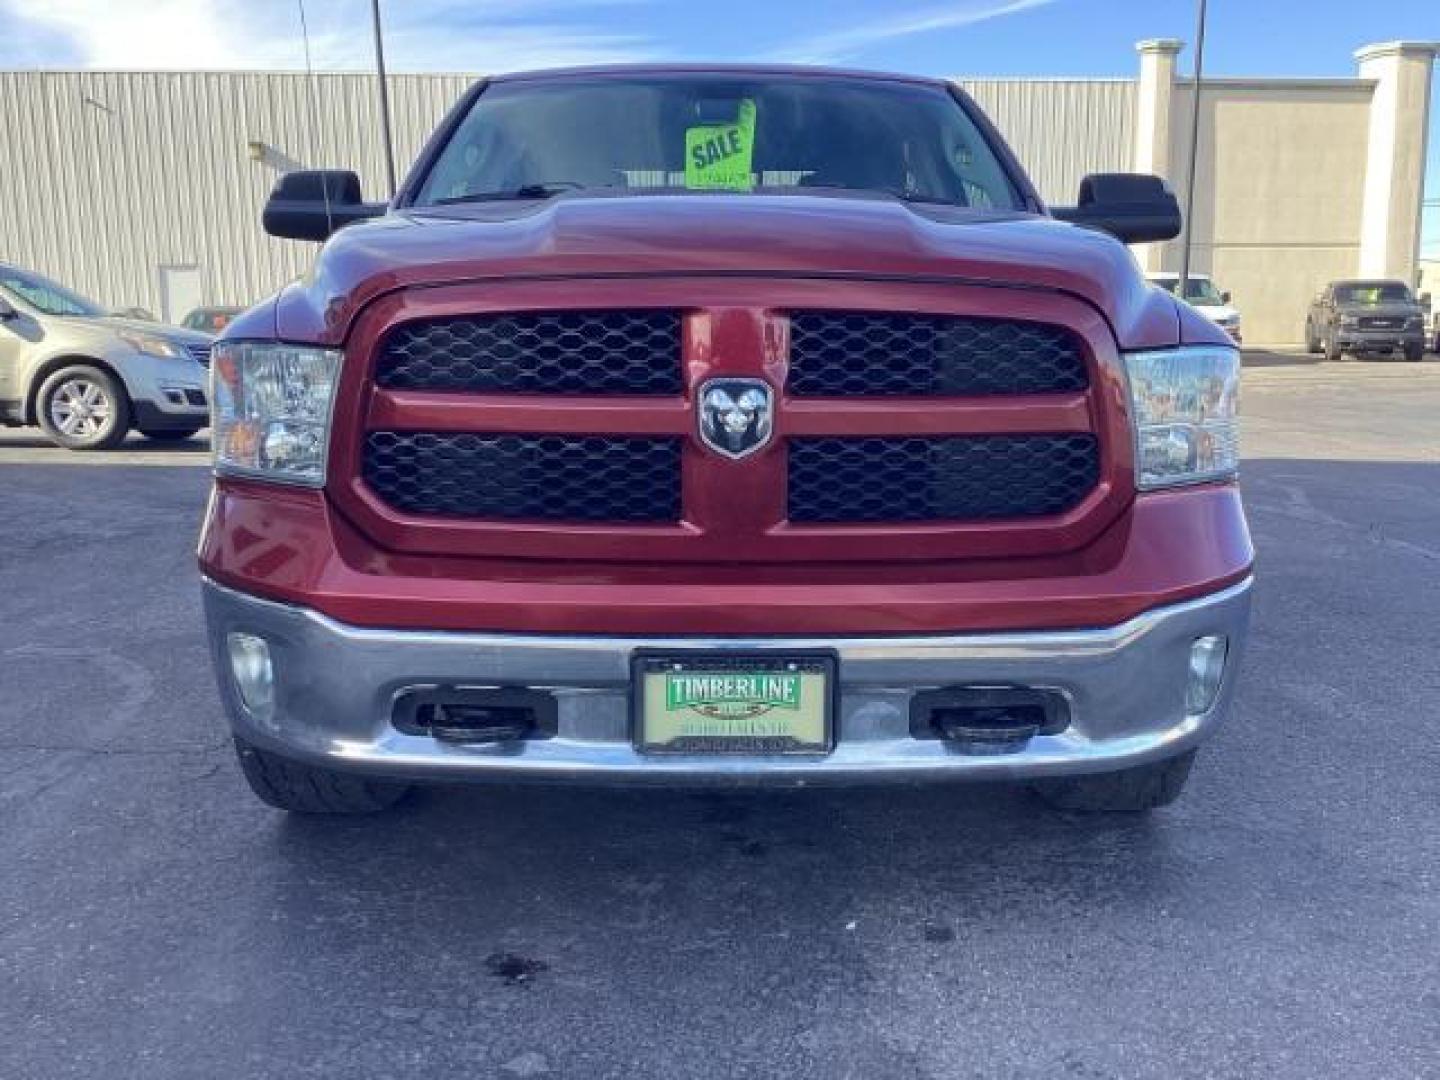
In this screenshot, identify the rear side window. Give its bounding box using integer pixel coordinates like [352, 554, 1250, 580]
[415, 76, 1023, 211]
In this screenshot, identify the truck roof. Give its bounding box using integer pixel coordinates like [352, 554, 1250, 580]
[488, 63, 949, 90]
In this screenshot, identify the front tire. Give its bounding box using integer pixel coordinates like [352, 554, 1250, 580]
[1030, 749, 1197, 813]
[233, 737, 411, 814]
[1404, 343, 1423, 363]
[1304, 321, 1321, 353]
[36, 365, 131, 450]
[1323, 334, 1341, 363]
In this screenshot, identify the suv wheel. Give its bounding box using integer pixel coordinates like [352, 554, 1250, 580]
[1304, 321, 1321, 353]
[36, 364, 131, 450]
[1030, 749, 1197, 813]
[1323, 334, 1341, 363]
[1403, 342, 1423, 363]
[233, 737, 411, 814]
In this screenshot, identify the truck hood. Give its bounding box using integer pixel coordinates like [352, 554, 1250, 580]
[271, 193, 1183, 348]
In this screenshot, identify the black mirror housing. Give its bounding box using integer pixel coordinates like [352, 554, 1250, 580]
[1052, 173, 1182, 245]
[262, 169, 387, 241]
[1221, 291, 1232, 304]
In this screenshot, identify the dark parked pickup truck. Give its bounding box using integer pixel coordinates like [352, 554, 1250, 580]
[1305, 279, 1427, 361]
[200, 66, 1251, 816]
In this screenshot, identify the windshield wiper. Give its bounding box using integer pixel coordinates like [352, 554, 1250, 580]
[432, 182, 587, 205]
[795, 184, 966, 208]
[884, 190, 969, 208]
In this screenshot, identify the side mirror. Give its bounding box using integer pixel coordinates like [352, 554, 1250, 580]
[1221, 291, 1232, 304]
[0, 295, 15, 320]
[1052, 173, 1182, 245]
[262, 170, 386, 241]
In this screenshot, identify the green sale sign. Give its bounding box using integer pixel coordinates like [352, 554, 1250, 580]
[684, 99, 757, 191]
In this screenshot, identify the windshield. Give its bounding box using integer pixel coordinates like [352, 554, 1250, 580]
[1334, 282, 1412, 305]
[414, 76, 1024, 211]
[1154, 276, 1225, 305]
[0, 265, 107, 317]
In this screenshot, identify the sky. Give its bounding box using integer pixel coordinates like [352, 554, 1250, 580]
[0, 0, 1436, 254]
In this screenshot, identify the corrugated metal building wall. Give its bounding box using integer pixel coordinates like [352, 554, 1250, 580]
[960, 79, 1134, 201]
[0, 71, 1134, 318]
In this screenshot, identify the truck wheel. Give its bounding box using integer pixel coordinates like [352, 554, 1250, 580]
[1404, 343, 1423, 363]
[233, 737, 411, 813]
[36, 365, 131, 450]
[1304, 322, 1321, 353]
[1323, 335, 1341, 363]
[1030, 749, 1197, 813]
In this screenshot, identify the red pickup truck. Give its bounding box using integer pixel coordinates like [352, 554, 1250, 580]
[200, 66, 1251, 815]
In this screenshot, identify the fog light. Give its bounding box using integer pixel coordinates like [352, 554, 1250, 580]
[1185, 635, 1228, 715]
[226, 632, 274, 718]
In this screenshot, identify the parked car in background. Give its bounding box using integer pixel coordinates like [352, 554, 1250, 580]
[182, 306, 244, 333]
[1305, 279, 1427, 361]
[0, 263, 213, 449]
[203, 67, 1250, 816]
[1146, 272, 1241, 344]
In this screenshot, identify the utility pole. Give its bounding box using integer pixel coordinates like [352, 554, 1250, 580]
[371, 0, 398, 198]
[1177, 0, 1208, 298]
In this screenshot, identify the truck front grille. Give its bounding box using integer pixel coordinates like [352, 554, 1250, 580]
[787, 312, 1086, 396]
[363, 431, 682, 523]
[376, 310, 682, 395]
[787, 435, 1099, 523]
[346, 286, 1119, 560]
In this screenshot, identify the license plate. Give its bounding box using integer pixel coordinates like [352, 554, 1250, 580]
[633, 652, 836, 755]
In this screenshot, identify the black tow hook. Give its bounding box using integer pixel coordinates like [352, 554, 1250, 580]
[931, 707, 1042, 755]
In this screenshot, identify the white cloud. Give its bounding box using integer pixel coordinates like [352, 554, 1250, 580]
[0, 0, 661, 72]
[766, 0, 1058, 65]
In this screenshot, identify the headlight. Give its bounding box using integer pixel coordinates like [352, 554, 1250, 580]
[1339, 315, 1360, 329]
[1124, 345, 1240, 490]
[117, 330, 186, 360]
[211, 341, 341, 485]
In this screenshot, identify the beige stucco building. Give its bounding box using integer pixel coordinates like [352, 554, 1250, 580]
[1126, 39, 1436, 343]
[0, 39, 1434, 344]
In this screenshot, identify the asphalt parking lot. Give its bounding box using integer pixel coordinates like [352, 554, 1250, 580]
[2, 354, 1438, 1079]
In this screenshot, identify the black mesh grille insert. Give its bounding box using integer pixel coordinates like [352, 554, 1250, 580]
[363, 432, 681, 523]
[788, 435, 1099, 523]
[377, 311, 682, 394]
[788, 312, 1087, 396]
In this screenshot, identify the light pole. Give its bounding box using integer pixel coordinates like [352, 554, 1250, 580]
[371, 0, 398, 199]
[1177, 0, 1208, 298]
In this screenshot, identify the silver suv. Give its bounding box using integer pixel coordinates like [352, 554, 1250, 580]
[0, 263, 214, 450]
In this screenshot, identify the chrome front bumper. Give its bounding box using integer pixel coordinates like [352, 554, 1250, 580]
[202, 576, 1252, 786]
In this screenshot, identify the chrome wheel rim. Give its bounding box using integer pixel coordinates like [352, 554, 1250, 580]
[50, 378, 112, 439]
